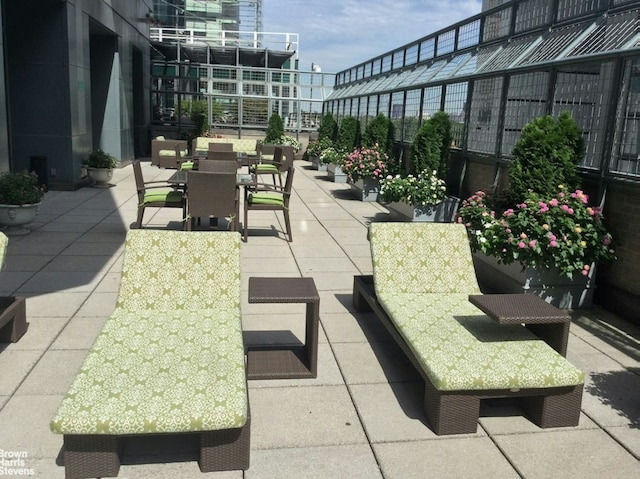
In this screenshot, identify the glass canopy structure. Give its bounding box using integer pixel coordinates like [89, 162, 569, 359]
[325, 0, 640, 180]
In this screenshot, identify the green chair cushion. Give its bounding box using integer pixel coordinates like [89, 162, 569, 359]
[254, 164, 279, 174]
[50, 308, 247, 435]
[377, 292, 584, 391]
[249, 193, 285, 207]
[180, 161, 195, 170]
[144, 189, 183, 204]
[50, 230, 247, 436]
[159, 149, 188, 157]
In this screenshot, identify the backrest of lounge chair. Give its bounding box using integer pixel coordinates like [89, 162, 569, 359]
[116, 229, 241, 311]
[369, 222, 480, 295]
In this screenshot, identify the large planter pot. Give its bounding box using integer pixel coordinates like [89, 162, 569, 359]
[350, 178, 381, 202]
[86, 167, 114, 187]
[311, 157, 328, 172]
[472, 252, 596, 309]
[0, 203, 40, 236]
[327, 163, 347, 183]
[385, 196, 460, 222]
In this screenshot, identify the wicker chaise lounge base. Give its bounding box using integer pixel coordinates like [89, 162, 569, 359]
[354, 223, 585, 436]
[50, 231, 250, 478]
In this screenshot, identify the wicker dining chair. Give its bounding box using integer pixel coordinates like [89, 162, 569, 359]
[198, 159, 238, 173]
[185, 171, 239, 232]
[133, 160, 186, 228]
[243, 166, 294, 242]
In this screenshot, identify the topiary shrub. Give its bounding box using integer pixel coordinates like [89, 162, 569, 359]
[335, 116, 360, 152]
[189, 99, 209, 136]
[318, 113, 337, 143]
[410, 112, 451, 179]
[362, 113, 395, 154]
[507, 111, 584, 204]
[265, 113, 285, 143]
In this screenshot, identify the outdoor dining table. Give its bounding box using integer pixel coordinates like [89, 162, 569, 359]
[167, 170, 256, 188]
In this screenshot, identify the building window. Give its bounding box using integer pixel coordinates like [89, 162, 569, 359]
[610, 58, 640, 177]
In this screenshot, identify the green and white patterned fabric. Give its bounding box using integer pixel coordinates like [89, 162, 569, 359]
[0, 232, 7, 269]
[51, 230, 247, 435]
[369, 222, 584, 391]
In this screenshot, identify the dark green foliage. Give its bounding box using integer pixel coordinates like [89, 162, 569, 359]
[85, 149, 117, 169]
[0, 171, 45, 205]
[190, 99, 209, 136]
[409, 112, 451, 178]
[335, 116, 360, 152]
[318, 113, 337, 143]
[265, 113, 285, 143]
[508, 112, 584, 204]
[362, 114, 395, 153]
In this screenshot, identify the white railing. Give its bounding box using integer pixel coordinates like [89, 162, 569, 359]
[150, 27, 299, 56]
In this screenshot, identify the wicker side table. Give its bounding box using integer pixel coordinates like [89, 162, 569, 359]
[0, 296, 27, 342]
[246, 277, 319, 379]
[469, 293, 571, 356]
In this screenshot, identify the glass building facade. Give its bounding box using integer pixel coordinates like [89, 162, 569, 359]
[326, 0, 640, 320]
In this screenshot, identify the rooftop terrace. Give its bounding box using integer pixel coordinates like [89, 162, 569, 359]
[0, 158, 638, 478]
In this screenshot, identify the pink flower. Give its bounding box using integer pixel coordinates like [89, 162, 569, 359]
[548, 234, 557, 241]
[518, 242, 526, 249]
[581, 269, 589, 276]
[504, 208, 514, 216]
[550, 240, 558, 247]
[528, 240, 536, 248]
[603, 236, 611, 246]
[549, 198, 558, 207]
[558, 192, 565, 198]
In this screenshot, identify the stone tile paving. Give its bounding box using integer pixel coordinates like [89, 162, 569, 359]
[0, 159, 637, 478]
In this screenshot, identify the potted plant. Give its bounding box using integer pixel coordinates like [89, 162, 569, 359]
[457, 187, 616, 308]
[341, 146, 389, 202]
[323, 147, 349, 183]
[84, 149, 117, 187]
[0, 170, 46, 235]
[380, 169, 458, 222]
[306, 138, 334, 171]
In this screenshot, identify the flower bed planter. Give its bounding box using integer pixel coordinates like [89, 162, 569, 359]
[385, 196, 460, 222]
[311, 158, 328, 172]
[327, 163, 347, 183]
[472, 252, 596, 309]
[350, 178, 381, 202]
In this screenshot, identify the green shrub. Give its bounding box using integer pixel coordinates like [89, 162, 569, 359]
[335, 116, 360, 152]
[318, 113, 337, 143]
[508, 112, 584, 204]
[362, 113, 395, 153]
[265, 113, 285, 143]
[0, 171, 45, 205]
[85, 149, 117, 169]
[189, 99, 209, 136]
[410, 112, 451, 179]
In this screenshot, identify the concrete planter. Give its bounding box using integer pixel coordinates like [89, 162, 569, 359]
[327, 163, 347, 183]
[385, 196, 460, 222]
[350, 178, 381, 202]
[472, 252, 596, 309]
[87, 167, 114, 187]
[311, 157, 328, 172]
[0, 203, 40, 236]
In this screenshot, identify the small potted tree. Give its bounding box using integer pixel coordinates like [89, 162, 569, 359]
[0, 170, 46, 235]
[84, 149, 117, 187]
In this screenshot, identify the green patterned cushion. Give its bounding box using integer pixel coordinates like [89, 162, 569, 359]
[180, 161, 195, 170]
[369, 223, 584, 392]
[249, 193, 284, 207]
[0, 232, 7, 269]
[370, 222, 481, 295]
[377, 293, 584, 391]
[143, 189, 183, 204]
[254, 164, 279, 174]
[50, 230, 247, 435]
[159, 149, 188, 157]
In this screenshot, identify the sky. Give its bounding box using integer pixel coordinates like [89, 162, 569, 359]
[262, 0, 483, 74]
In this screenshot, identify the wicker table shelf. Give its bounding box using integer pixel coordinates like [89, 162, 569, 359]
[246, 277, 319, 379]
[468, 293, 571, 356]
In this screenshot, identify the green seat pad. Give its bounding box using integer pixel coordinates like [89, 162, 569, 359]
[180, 161, 195, 170]
[377, 292, 584, 391]
[254, 164, 279, 173]
[144, 189, 183, 204]
[159, 149, 188, 157]
[249, 192, 284, 207]
[50, 308, 247, 435]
